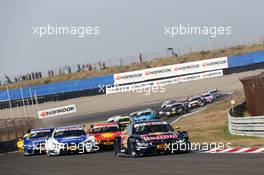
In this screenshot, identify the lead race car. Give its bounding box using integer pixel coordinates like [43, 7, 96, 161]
[45, 125, 99, 156]
[23, 128, 54, 156]
[114, 120, 191, 157]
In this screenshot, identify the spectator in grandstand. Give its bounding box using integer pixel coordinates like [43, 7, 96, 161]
[5, 74, 12, 84]
[102, 62, 106, 69]
[139, 52, 143, 63]
[77, 64, 82, 72]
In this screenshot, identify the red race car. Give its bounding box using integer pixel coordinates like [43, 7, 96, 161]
[91, 123, 121, 147]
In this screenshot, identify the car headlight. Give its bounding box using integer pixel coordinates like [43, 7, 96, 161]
[25, 143, 33, 148]
[135, 139, 148, 147]
[51, 138, 64, 149]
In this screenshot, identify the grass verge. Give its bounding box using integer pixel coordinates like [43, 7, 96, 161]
[173, 92, 264, 146]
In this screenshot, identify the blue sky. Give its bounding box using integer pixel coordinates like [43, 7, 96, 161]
[0, 0, 263, 79]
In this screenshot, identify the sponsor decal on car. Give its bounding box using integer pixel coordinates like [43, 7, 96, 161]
[141, 134, 178, 141]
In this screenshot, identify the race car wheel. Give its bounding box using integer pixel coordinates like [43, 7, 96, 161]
[23, 151, 31, 156]
[128, 140, 138, 158]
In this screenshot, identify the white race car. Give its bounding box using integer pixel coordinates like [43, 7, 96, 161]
[45, 125, 99, 156]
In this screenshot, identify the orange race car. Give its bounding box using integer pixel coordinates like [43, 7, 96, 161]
[91, 123, 121, 147]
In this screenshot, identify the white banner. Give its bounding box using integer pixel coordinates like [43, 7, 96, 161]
[179, 69, 223, 82]
[114, 57, 227, 85]
[38, 104, 77, 119]
[107, 70, 223, 95]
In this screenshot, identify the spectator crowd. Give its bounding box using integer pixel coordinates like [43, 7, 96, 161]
[1, 61, 107, 86]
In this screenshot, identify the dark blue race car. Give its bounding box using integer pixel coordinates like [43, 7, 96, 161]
[114, 120, 191, 158]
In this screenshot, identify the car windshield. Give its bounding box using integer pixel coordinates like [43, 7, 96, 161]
[118, 118, 130, 122]
[202, 94, 211, 97]
[134, 112, 151, 117]
[168, 100, 177, 104]
[92, 126, 119, 133]
[30, 131, 52, 139]
[54, 130, 86, 138]
[134, 124, 174, 135]
[190, 97, 200, 101]
[172, 104, 181, 108]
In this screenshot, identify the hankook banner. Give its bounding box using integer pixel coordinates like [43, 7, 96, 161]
[114, 57, 227, 84]
[38, 104, 77, 119]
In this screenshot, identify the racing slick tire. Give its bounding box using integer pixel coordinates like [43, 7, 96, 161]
[127, 140, 138, 158]
[23, 150, 32, 156]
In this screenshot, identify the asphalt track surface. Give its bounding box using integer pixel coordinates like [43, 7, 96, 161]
[34, 101, 166, 128]
[1, 97, 264, 175]
[1, 150, 264, 175]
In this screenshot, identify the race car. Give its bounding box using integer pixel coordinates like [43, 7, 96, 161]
[107, 115, 132, 126]
[45, 125, 99, 156]
[208, 89, 223, 99]
[23, 128, 53, 156]
[159, 102, 190, 117]
[114, 120, 191, 157]
[116, 116, 132, 129]
[201, 93, 214, 103]
[130, 108, 158, 122]
[91, 123, 121, 147]
[160, 99, 178, 109]
[188, 96, 206, 109]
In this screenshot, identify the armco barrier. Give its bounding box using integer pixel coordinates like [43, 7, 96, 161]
[0, 139, 18, 154]
[228, 102, 264, 137]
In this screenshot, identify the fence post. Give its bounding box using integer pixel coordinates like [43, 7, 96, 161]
[227, 111, 233, 135]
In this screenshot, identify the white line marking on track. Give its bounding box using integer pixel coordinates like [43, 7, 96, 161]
[170, 108, 206, 125]
[0, 151, 18, 156]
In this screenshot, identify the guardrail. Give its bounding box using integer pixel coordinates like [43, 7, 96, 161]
[228, 102, 264, 137]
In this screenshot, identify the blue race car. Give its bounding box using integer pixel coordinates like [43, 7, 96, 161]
[130, 108, 158, 122]
[23, 128, 53, 156]
[46, 125, 99, 156]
